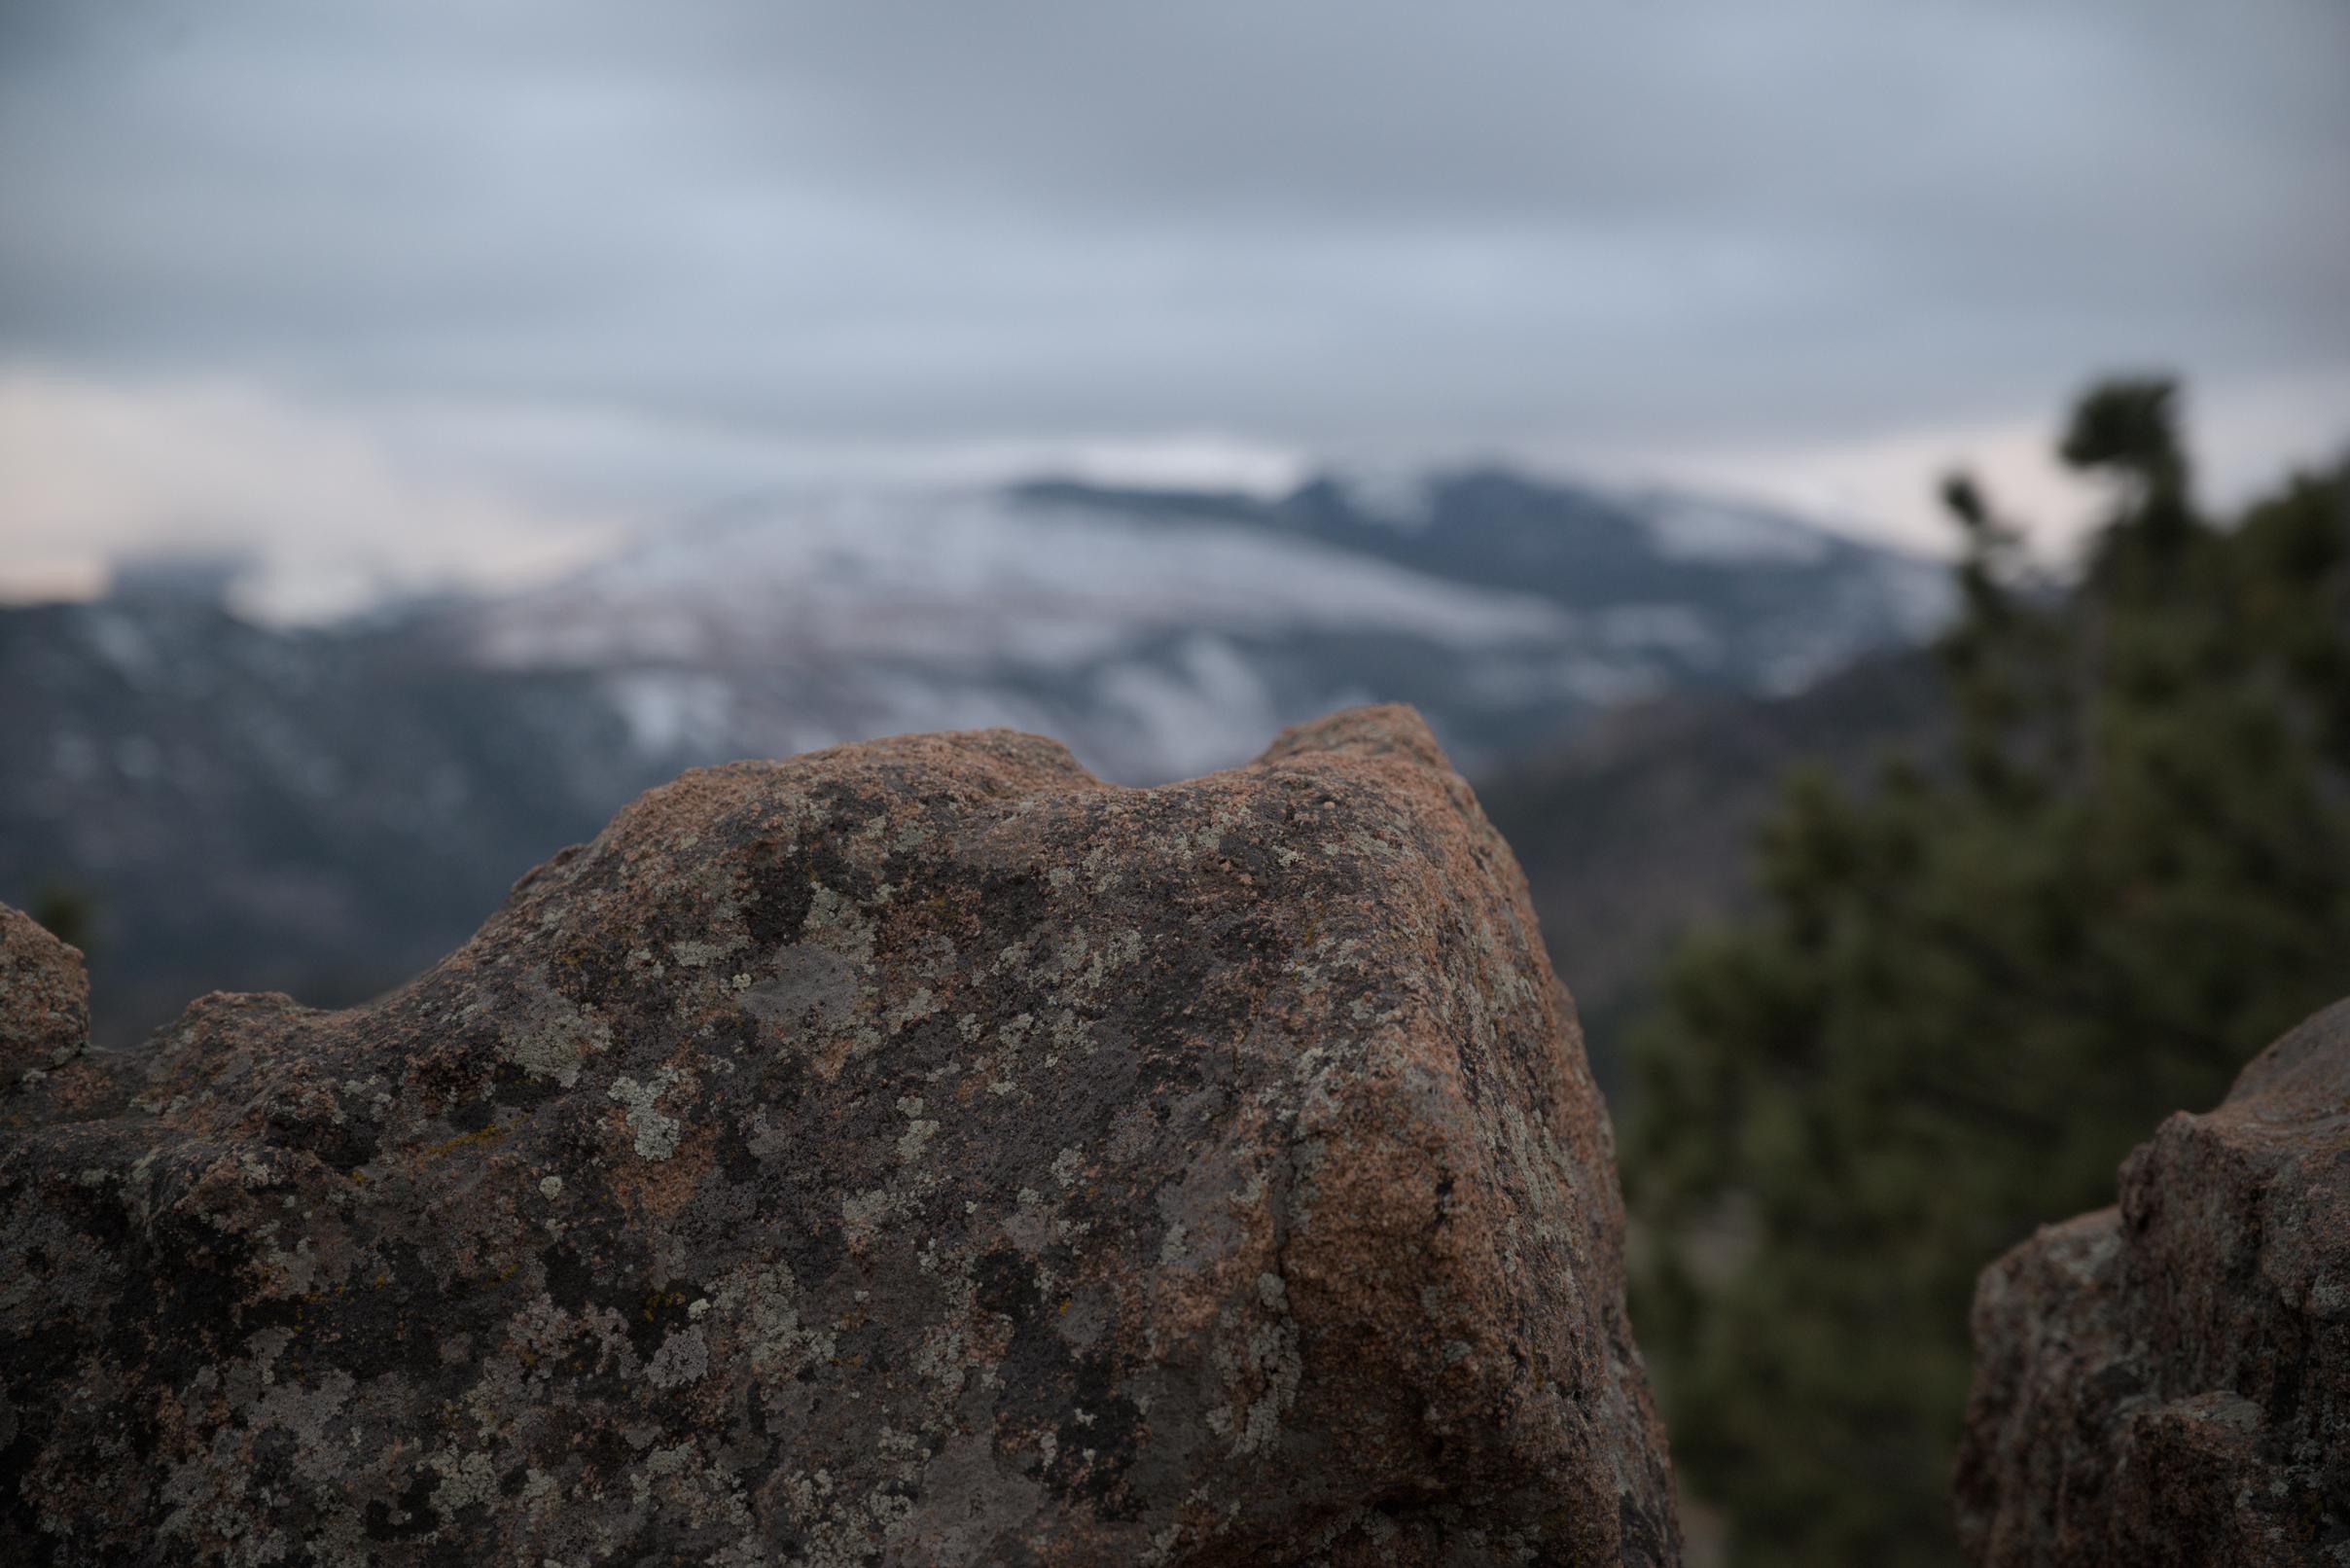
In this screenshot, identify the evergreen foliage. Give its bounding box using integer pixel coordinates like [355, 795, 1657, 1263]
[1626, 378, 2350, 1565]
[29, 882, 95, 958]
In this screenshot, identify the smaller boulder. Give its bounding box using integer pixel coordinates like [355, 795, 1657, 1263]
[0, 906, 142, 1136]
[1956, 999, 2350, 1566]
[0, 905, 88, 1089]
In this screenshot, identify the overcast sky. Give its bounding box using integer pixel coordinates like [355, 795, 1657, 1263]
[3, 0, 2346, 617]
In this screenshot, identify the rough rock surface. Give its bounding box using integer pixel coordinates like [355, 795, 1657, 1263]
[1, 905, 89, 1088]
[1956, 999, 2350, 1566]
[0, 705, 1676, 1566]
[0, 908, 132, 1138]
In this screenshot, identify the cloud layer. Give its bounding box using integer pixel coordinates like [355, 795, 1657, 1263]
[2, 0, 2345, 602]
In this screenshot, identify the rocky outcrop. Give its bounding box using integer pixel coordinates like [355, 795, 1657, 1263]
[0, 907, 135, 1137]
[0, 706, 1676, 1566]
[1956, 1000, 2350, 1566]
[0, 905, 89, 1088]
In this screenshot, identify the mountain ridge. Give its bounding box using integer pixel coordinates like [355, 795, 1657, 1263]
[2, 464, 1949, 1048]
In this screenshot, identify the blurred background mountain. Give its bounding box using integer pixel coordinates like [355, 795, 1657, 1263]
[1, 467, 1945, 1053]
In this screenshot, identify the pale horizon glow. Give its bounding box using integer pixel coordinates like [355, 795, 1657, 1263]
[3, 362, 2345, 624]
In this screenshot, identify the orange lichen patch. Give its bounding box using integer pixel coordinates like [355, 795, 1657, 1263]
[607, 1122, 717, 1229]
[418, 1123, 508, 1160]
[810, 1029, 866, 1084]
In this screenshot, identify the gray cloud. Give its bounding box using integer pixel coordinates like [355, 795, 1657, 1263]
[1, 0, 2345, 478]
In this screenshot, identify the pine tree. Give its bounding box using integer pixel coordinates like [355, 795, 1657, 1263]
[1625, 379, 2350, 1565]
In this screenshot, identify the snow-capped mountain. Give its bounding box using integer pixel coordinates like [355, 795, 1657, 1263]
[0, 465, 1951, 1044]
[415, 467, 1950, 782]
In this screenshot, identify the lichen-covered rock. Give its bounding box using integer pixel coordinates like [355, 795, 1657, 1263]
[1956, 999, 2350, 1566]
[0, 905, 89, 1088]
[0, 908, 139, 1138]
[0, 705, 1676, 1566]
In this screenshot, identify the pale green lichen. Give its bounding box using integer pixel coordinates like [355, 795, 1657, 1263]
[895, 1096, 940, 1164]
[1208, 1273, 1302, 1457]
[885, 986, 938, 1034]
[646, 1324, 709, 1389]
[503, 987, 611, 1088]
[606, 1067, 689, 1159]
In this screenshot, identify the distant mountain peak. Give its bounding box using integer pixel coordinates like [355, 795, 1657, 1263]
[3, 466, 1953, 1047]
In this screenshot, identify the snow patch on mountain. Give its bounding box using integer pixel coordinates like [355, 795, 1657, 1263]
[464, 488, 1575, 674]
[1091, 635, 1294, 782]
[1326, 467, 1441, 533]
[606, 670, 735, 756]
[1638, 492, 1837, 565]
[1872, 552, 1961, 640]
